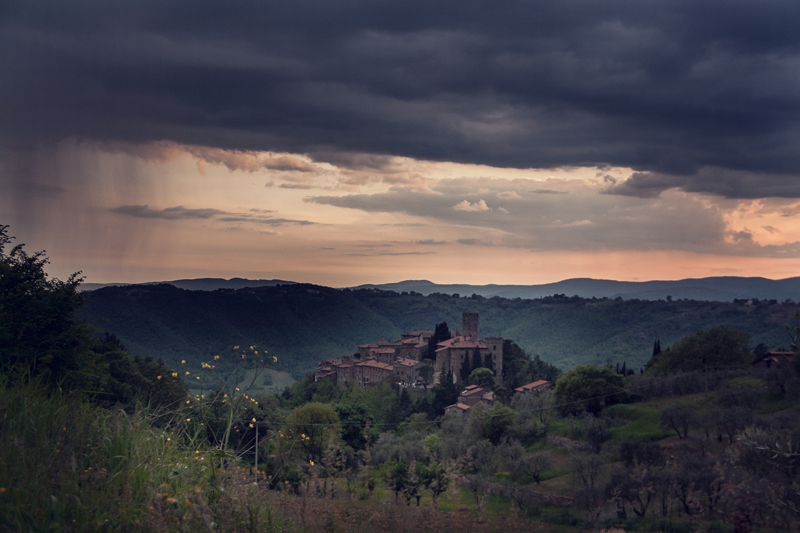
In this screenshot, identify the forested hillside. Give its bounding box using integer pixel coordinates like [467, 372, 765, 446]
[77, 283, 800, 378]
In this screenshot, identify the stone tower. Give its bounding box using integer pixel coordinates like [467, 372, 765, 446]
[462, 312, 479, 338]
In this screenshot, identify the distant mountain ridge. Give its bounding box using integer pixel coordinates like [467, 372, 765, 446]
[354, 277, 800, 302]
[81, 276, 800, 302]
[80, 278, 295, 292]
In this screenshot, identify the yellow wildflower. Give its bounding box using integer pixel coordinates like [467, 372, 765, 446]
[157, 376, 162, 380]
[172, 372, 178, 377]
[310, 461, 314, 466]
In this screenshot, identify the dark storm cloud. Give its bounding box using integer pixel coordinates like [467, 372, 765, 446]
[3, 0, 800, 197]
[605, 168, 800, 199]
[109, 205, 226, 219]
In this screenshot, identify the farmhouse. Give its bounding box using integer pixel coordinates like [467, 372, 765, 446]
[751, 351, 796, 370]
[444, 385, 495, 415]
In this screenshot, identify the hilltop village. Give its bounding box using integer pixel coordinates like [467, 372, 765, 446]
[314, 312, 554, 416]
[315, 312, 508, 392]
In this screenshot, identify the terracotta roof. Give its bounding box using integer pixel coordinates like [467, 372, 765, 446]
[376, 339, 400, 346]
[445, 403, 471, 411]
[375, 347, 397, 354]
[460, 386, 485, 397]
[436, 336, 486, 349]
[356, 360, 393, 370]
[752, 351, 795, 365]
[449, 340, 487, 349]
[514, 380, 550, 392]
[393, 358, 420, 367]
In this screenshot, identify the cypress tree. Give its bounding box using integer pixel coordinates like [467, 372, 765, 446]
[426, 322, 452, 360]
[460, 354, 471, 383]
[471, 347, 482, 370]
[484, 350, 494, 374]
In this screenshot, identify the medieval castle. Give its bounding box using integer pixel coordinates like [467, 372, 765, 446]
[315, 312, 503, 389]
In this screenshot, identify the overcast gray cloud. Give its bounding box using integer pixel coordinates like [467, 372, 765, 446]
[109, 205, 226, 220]
[109, 205, 315, 226]
[2, 0, 800, 199]
[306, 176, 800, 257]
[217, 216, 316, 226]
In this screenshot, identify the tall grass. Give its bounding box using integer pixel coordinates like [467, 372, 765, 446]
[0, 381, 211, 531]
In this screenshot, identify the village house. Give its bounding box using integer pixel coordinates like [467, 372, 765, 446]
[444, 403, 471, 416]
[392, 357, 424, 384]
[751, 351, 796, 370]
[457, 384, 495, 407]
[444, 385, 495, 415]
[316, 328, 433, 390]
[354, 360, 394, 387]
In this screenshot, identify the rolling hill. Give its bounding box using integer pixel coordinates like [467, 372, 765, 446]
[76, 283, 800, 381]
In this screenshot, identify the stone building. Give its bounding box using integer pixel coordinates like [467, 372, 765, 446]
[457, 385, 495, 407]
[316, 328, 433, 390]
[434, 312, 503, 386]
